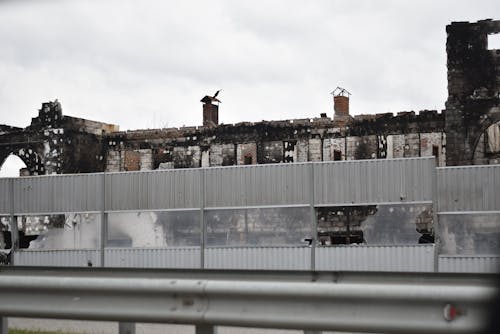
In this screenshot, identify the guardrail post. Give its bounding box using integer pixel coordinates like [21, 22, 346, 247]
[0, 316, 7, 334]
[196, 324, 216, 334]
[118, 322, 135, 334]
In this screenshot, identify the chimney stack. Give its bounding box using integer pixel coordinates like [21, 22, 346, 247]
[331, 87, 351, 117]
[331, 87, 352, 127]
[201, 90, 221, 128]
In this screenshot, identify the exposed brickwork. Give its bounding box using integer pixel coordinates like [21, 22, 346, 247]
[445, 19, 500, 165]
[1, 20, 499, 176]
[334, 95, 349, 116]
[1, 101, 116, 175]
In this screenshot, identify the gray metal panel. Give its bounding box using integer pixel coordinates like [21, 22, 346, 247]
[438, 255, 500, 273]
[105, 169, 201, 211]
[437, 165, 500, 212]
[13, 249, 100, 267]
[0, 178, 11, 214]
[204, 246, 311, 270]
[315, 245, 435, 272]
[204, 164, 310, 208]
[104, 247, 201, 268]
[12, 174, 102, 214]
[314, 158, 435, 205]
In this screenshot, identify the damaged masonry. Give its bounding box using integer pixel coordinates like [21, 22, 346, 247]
[1, 20, 500, 253]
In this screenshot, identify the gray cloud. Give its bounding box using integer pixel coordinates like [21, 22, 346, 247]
[0, 0, 499, 135]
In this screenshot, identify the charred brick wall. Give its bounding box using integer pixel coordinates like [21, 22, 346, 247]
[1, 21, 499, 176]
[0, 101, 117, 175]
[102, 111, 445, 172]
[445, 19, 500, 165]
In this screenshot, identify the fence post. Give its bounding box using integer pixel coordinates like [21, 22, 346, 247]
[8, 178, 18, 266]
[309, 163, 316, 271]
[118, 322, 135, 334]
[100, 172, 107, 268]
[432, 161, 439, 273]
[200, 168, 205, 269]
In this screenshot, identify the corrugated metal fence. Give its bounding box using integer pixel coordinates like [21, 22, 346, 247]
[0, 158, 435, 214]
[437, 165, 500, 272]
[2, 158, 499, 272]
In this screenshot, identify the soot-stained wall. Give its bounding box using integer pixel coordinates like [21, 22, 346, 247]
[1, 20, 499, 176]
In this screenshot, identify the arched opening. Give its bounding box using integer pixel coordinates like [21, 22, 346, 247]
[473, 120, 500, 164]
[0, 154, 28, 177]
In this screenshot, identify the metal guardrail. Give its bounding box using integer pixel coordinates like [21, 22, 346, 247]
[0, 267, 498, 334]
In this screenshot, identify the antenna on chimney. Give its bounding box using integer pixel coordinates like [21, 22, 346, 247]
[331, 87, 351, 97]
[330, 87, 351, 126]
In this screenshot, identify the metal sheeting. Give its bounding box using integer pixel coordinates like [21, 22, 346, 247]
[0, 178, 11, 214]
[13, 246, 500, 273]
[314, 158, 435, 205]
[438, 256, 500, 273]
[437, 165, 500, 212]
[12, 174, 102, 214]
[104, 247, 201, 268]
[0, 157, 436, 214]
[204, 163, 310, 208]
[315, 245, 435, 272]
[204, 246, 311, 270]
[13, 249, 100, 267]
[105, 169, 201, 211]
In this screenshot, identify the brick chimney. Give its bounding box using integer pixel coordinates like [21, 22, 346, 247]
[201, 90, 220, 127]
[331, 87, 352, 127]
[331, 87, 350, 117]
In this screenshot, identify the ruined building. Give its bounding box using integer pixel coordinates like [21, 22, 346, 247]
[1, 20, 500, 176]
[1, 20, 499, 250]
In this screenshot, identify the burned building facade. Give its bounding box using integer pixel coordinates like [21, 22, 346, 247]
[1, 20, 499, 175]
[1, 20, 499, 251]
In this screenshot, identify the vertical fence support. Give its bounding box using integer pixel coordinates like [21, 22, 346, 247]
[309, 163, 316, 271]
[100, 173, 107, 268]
[200, 168, 205, 269]
[118, 322, 135, 334]
[432, 162, 439, 273]
[196, 324, 217, 334]
[8, 178, 18, 266]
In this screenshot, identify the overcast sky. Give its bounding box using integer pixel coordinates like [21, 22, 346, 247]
[1, 0, 500, 176]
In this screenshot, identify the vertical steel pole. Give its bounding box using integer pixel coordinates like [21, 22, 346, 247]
[100, 172, 107, 268]
[431, 159, 439, 273]
[118, 322, 135, 334]
[196, 324, 216, 334]
[200, 168, 205, 269]
[309, 163, 316, 271]
[305, 164, 320, 334]
[9, 178, 18, 266]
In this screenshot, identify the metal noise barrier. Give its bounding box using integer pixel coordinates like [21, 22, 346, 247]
[0, 272, 497, 334]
